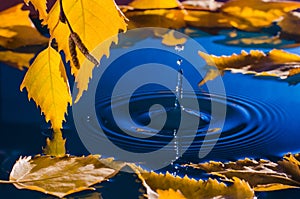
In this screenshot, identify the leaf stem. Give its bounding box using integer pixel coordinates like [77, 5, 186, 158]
[59, 0, 74, 33]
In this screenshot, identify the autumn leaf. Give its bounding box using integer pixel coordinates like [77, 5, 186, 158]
[124, 9, 186, 29]
[157, 189, 187, 199]
[278, 11, 300, 38]
[0, 3, 48, 49]
[220, 0, 300, 31]
[131, 165, 255, 199]
[20, 46, 72, 130]
[0, 51, 34, 69]
[122, 0, 185, 29]
[182, 0, 224, 11]
[34, 0, 128, 102]
[128, 0, 182, 9]
[24, 0, 48, 22]
[6, 155, 126, 198]
[198, 49, 300, 85]
[186, 153, 300, 191]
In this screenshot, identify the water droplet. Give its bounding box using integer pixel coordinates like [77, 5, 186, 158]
[87, 116, 90, 122]
[176, 59, 183, 66]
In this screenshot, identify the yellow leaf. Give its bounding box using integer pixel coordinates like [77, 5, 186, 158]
[124, 9, 186, 29]
[198, 49, 300, 85]
[43, 129, 66, 156]
[157, 189, 187, 199]
[129, 0, 181, 9]
[9, 155, 126, 198]
[220, 0, 300, 31]
[0, 4, 48, 49]
[0, 51, 34, 69]
[20, 46, 72, 129]
[182, 0, 224, 11]
[131, 166, 254, 199]
[0, 4, 32, 27]
[24, 0, 48, 22]
[198, 69, 221, 86]
[42, 0, 127, 102]
[187, 153, 300, 192]
[184, 10, 232, 29]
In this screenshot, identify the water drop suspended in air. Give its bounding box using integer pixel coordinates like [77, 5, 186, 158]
[177, 59, 183, 66]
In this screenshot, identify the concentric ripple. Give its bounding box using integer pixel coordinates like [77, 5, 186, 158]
[95, 91, 285, 158]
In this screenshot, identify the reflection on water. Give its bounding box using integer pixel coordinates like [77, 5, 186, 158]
[1, 28, 300, 198]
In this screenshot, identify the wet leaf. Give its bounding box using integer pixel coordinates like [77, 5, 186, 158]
[8, 155, 125, 198]
[187, 153, 300, 191]
[128, 0, 182, 9]
[0, 4, 48, 49]
[0, 51, 34, 69]
[124, 9, 186, 29]
[157, 189, 187, 199]
[20, 46, 72, 130]
[184, 10, 232, 29]
[198, 49, 300, 85]
[132, 166, 254, 199]
[278, 11, 300, 38]
[33, 0, 128, 102]
[220, 0, 300, 31]
[182, 0, 224, 11]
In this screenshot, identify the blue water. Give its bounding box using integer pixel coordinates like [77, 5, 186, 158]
[1, 28, 300, 198]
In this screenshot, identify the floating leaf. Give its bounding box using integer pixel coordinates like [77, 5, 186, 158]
[8, 155, 125, 198]
[198, 49, 300, 85]
[131, 166, 254, 199]
[0, 4, 48, 49]
[220, 0, 300, 31]
[184, 10, 232, 29]
[157, 189, 187, 199]
[124, 9, 186, 29]
[278, 11, 300, 38]
[187, 153, 300, 191]
[0, 51, 34, 69]
[129, 0, 182, 9]
[182, 0, 224, 11]
[20, 46, 72, 130]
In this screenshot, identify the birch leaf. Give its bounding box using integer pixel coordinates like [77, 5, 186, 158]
[184, 11, 232, 29]
[8, 155, 126, 198]
[278, 11, 300, 38]
[24, 0, 48, 22]
[187, 153, 300, 191]
[38, 0, 127, 102]
[129, 0, 181, 9]
[157, 189, 187, 199]
[132, 166, 254, 199]
[182, 0, 224, 11]
[0, 4, 48, 49]
[220, 0, 300, 31]
[199, 49, 300, 85]
[0, 51, 34, 69]
[124, 9, 186, 29]
[20, 46, 72, 130]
